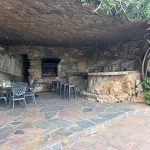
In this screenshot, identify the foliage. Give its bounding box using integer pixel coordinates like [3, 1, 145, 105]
[78, 0, 150, 21]
[142, 77, 150, 90]
[147, 22, 150, 44]
[142, 77, 150, 104]
[144, 91, 150, 104]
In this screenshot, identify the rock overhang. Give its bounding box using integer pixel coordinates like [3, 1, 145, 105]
[0, 0, 148, 47]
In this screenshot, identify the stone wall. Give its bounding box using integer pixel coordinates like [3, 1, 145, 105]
[87, 71, 144, 103]
[0, 47, 23, 86]
[6, 40, 145, 92]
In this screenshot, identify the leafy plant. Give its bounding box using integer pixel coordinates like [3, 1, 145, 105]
[78, 0, 150, 21]
[142, 77, 150, 104]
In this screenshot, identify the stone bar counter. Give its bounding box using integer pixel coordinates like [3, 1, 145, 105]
[86, 71, 144, 103]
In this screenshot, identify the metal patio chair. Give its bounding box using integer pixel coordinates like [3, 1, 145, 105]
[0, 87, 7, 108]
[25, 79, 37, 104]
[9, 82, 27, 109]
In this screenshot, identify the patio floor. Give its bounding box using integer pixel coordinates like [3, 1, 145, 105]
[0, 93, 150, 150]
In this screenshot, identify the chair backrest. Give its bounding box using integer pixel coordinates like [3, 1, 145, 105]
[0, 90, 3, 97]
[0, 86, 3, 97]
[31, 79, 38, 89]
[12, 82, 27, 96]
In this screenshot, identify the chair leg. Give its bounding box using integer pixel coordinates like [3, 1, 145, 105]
[8, 99, 12, 108]
[68, 87, 70, 101]
[5, 98, 7, 108]
[33, 95, 37, 104]
[59, 85, 61, 96]
[73, 87, 76, 99]
[13, 100, 15, 109]
[23, 99, 27, 109]
[75, 87, 78, 101]
[63, 86, 66, 99]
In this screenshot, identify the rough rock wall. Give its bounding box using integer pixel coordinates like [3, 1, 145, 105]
[6, 40, 145, 92]
[0, 0, 148, 46]
[87, 71, 144, 103]
[0, 47, 23, 86]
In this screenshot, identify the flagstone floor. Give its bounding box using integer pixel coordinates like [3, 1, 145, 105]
[0, 93, 149, 150]
[68, 113, 150, 150]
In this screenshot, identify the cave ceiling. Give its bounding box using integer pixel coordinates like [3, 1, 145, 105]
[0, 0, 148, 47]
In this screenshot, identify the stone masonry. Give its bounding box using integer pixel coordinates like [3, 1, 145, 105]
[0, 47, 23, 86]
[87, 71, 144, 103]
[2, 40, 145, 97]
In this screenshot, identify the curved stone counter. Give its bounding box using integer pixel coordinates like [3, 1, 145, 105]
[88, 71, 138, 76]
[87, 71, 144, 103]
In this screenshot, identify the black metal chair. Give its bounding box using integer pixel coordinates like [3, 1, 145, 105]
[25, 79, 37, 104]
[0, 86, 7, 108]
[9, 82, 27, 109]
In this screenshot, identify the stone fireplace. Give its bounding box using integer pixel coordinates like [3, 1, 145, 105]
[41, 58, 60, 77]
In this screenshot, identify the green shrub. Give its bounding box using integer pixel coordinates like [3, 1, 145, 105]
[142, 77, 150, 104]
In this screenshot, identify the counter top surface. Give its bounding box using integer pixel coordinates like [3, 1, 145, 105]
[88, 71, 139, 76]
[67, 72, 88, 76]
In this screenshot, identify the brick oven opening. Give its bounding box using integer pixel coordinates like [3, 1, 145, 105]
[41, 58, 60, 77]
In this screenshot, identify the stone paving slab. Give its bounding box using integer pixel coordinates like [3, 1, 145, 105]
[0, 93, 150, 150]
[68, 113, 150, 150]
